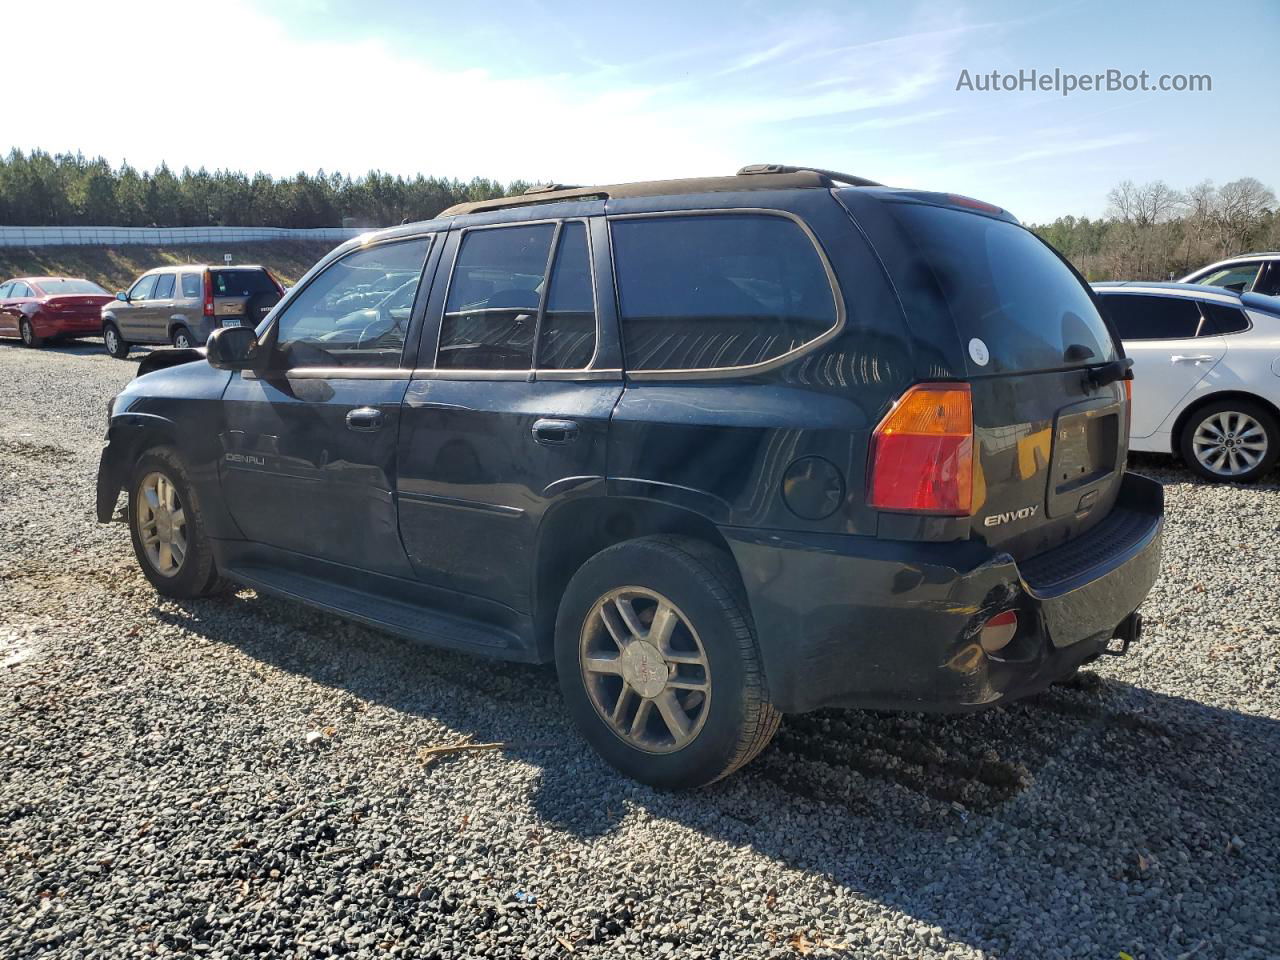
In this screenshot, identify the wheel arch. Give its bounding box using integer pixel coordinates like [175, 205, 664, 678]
[1169, 390, 1280, 455]
[531, 496, 741, 661]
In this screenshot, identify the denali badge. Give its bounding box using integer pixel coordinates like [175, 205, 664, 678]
[984, 505, 1039, 527]
[224, 452, 266, 466]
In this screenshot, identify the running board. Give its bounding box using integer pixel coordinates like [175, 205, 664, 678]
[224, 563, 527, 658]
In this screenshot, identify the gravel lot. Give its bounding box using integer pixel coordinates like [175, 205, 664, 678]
[2, 339, 1278, 960]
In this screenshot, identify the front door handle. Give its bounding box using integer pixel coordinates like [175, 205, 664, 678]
[346, 406, 384, 432]
[1171, 355, 1216, 364]
[532, 418, 579, 445]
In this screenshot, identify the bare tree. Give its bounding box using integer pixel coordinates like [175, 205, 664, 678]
[1212, 177, 1277, 255]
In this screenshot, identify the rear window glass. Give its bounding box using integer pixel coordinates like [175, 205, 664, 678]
[611, 214, 837, 371]
[36, 279, 107, 295]
[886, 203, 1118, 373]
[213, 269, 277, 297]
[1100, 294, 1203, 340]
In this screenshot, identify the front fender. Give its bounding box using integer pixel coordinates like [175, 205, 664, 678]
[96, 413, 179, 522]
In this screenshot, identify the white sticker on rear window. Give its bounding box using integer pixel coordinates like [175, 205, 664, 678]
[969, 337, 990, 366]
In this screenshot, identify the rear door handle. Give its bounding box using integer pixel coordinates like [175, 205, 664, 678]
[346, 406, 384, 432]
[532, 418, 579, 445]
[1171, 355, 1216, 364]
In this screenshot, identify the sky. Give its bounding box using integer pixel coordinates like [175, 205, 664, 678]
[6, 0, 1278, 223]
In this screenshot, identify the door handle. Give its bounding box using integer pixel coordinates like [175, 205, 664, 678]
[346, 406, 384, 432]
[531, 418, 579, 445]
[1170, 355, 1216, 364]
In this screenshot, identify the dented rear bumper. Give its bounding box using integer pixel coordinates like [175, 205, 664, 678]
[724, 471, 1164, 714]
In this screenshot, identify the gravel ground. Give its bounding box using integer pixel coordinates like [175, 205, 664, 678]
[2, 339, 1278, 960]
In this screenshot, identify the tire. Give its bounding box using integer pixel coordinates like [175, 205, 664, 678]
[19, 319, 43, 348]
[1179, 399, 1279, 483]
[103, 322, 130, 359]
[554, 535, 781, 788]
[171, 325, 194, 349]
[127, 448, 226, 599]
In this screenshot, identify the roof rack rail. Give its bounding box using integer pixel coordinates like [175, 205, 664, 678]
[523, 183, 581, 195]
[737, 163, 882, 187]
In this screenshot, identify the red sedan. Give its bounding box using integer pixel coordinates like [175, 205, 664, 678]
[0, 276, 115, 347]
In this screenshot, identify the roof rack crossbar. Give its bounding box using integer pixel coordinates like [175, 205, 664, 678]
[736, 163, 882, 187]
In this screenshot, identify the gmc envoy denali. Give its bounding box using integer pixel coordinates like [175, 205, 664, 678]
[97, 165, 1163, 788]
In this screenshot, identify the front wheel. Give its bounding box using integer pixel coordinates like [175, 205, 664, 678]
[20, 319, 43, 348]
[1180, 400, 1279, 483]
[103, 322, 130, 359]
[127, 448, 225, 598]
[554, 536, 780, 788]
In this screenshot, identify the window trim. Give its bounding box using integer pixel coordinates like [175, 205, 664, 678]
[431, 216, 602, 378]
[606, 207, 846, 381]
[257, 233, 437, 377]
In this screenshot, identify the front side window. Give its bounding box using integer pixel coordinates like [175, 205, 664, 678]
[1101, 294, 1203, 340]
[180, 273, 202, 298]
[271, 237, 431, 369]
[0, 283, 12, 299]
[1194, 263, 1260, 293]
[154, 274, 176, 299]
[129, 275, 158, 301]
[439, 223, 555, 370]
[611, 214, 838, 372]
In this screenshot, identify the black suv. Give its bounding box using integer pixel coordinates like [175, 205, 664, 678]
[97, 166, 1163, 788]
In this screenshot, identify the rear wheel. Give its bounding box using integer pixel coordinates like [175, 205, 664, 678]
[19, 319, 42, 348]
[554, 536, 780, 788]
[1180, 399, 1279, 483]
[127, 448, 225, 598]
[103, 322, 130, 359]
[171, 325, 194, 349]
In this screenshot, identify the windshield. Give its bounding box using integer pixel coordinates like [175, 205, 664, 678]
[37, 278, 108, 295]
[885, 202, 1118, 374]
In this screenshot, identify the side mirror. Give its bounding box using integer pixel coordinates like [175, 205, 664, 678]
[115, 291, 128, 302]
[206, 326, 261, 371]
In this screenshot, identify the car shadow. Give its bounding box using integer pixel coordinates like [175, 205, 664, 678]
[153, 590, 1280, 958]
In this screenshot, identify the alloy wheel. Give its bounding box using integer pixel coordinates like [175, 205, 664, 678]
[1192, 411, 1269, 477]
[136, 471, 188, 577]
[104, 328, 119, 354]
[579, 586, 711, 754]
[174, 331, 192, 349]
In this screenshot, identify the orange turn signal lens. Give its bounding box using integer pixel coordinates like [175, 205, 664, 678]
[868, 383, 974, 515]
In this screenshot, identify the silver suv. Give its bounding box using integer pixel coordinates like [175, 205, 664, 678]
[101, 264, 284, 358]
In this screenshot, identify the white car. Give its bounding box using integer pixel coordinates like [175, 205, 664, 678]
[1092, 282, 1280, 482]
[1179, 252, 1280, 296]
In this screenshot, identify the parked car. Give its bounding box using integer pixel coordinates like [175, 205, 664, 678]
[101, 264, 285, 358]
[0, 276, 113, 347]
[1092, 282, 1280, 482]
[1179, 252, 1280, 295]
[96, 165, 1163, 787]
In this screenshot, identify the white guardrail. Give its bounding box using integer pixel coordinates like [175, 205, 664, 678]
[0, 225, 369, 247]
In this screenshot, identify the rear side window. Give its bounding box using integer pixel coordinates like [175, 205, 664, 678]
[10, 282, 31, 297]
[1101, 294, 1202, 340]
[440, 223, 555, 370]
[213, 269, 276, 297]
[886, 204, 1117, 373]
[537, 222, 596, 369]
[1200, 301, 1251, 335]
[154, 274, 176, 299]
[180, 273, 202, 298]
[1195, 263, 1260, 292]
[611, 214, 837, 371]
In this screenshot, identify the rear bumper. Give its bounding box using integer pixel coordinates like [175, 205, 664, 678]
[34, 314, 103, 336]
[725, 471, 1164, 714]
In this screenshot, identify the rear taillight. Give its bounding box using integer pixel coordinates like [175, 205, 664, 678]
[203, 271, 215, 317]
[267, 270, 285, 298]
[868, 382, 974, 515]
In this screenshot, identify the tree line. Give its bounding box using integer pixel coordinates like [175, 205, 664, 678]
[0, 150, 529, 229]
[1031, 176, 1278, 281]
[1, 150, 1276, 281]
